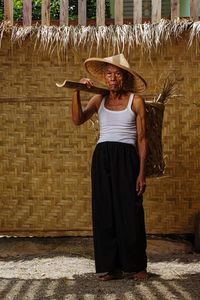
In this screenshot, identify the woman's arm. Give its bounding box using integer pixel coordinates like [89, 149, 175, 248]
[133, 95, 148, 195]
[71, 78, 102, 125]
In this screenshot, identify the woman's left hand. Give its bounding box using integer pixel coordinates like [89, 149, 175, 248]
[136, 174, 146, 196]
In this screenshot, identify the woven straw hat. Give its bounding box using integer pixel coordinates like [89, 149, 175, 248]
[84, 53, 147, 93]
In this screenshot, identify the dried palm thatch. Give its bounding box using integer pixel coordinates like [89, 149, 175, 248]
[0, 19, 198, 57]
[90, 76, 176, 177]
[188, 21, 200, 49]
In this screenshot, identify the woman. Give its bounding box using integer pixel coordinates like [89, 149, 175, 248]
[72, 54, 148, 281]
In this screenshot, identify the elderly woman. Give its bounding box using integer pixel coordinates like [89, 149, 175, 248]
[72, 54, 148, 281]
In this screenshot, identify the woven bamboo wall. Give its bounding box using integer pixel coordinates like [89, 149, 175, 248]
[0, 32, 200, 236]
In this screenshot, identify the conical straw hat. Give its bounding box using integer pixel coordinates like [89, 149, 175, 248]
[84, 54, 147, 93]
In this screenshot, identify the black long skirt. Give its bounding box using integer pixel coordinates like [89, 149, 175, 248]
[91, 141, 147, 273]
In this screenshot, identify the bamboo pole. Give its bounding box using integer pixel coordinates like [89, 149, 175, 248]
[4, 0, 13, 25]
[78, 0, 87, 26]
[60, 0, 69, 25]
[152, 0, 161, 23]
[96, 0, 105, 26]
[23, 0, 32, 26]
[190, 0, 199, 21]
[199, 0, 200, 18]
[115, 0, 123, 25]
[133, 0, 142, 24]
[171, 0, 180, 20]
[42, 0, 50, 26]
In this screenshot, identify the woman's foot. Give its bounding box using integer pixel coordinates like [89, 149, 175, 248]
[98, 270, 123, 281]
[128, 270, 149, 281]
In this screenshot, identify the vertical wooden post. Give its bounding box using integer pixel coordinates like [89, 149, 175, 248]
[96, 0, 105, 25]
[171, 0, 180, 20]
[115, 0, 123, 25]
[42, 0, 50, 26]
[23, 0, 32, 26]
[78, 0, 87, 26]
[4, 0, 13, 25]
[133, 0, 142, 24]
[199, 0, 200, 17]
[60, 0, 69, 25]
[152, 0, 161, 23]
[190, 0, 199, 21]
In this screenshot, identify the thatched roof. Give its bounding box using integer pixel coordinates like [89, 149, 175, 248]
[0, 19, 200, 57]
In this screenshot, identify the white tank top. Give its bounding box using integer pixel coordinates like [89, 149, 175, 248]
[97, 94, 137, 145]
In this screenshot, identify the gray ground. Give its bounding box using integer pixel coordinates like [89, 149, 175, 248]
[0, 237, 199, 300]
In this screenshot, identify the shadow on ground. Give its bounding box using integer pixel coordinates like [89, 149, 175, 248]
[0, 236, 199, 300]
[0, 273, 200, 300]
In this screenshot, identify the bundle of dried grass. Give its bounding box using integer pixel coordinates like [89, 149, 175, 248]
[0, 19, 197, 57]
[188, 21, 200, 49]
[156, 76, 176, 104]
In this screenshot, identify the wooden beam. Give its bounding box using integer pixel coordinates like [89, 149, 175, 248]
[133, 0, 142, 24]
[190, 0, 199, 21]
[78, 0, 87, 26]
[60, 0, 69, 26]
[171, 0, 180, 20]
[4, 0, 13, 25]
[23, 0, 32, 26]
[152, 0, 161, 23]
[115, 0, 123, 25]
[96, 0, 105, 25]
[42, 0, 50, 26]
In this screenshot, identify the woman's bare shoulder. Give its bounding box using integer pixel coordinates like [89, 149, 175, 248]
[89, 94, 105, 111]
[133, 94, 145, 113]
[134, 94, 144, 102]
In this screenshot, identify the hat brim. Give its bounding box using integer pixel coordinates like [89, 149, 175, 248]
[84, 58, 147, 93]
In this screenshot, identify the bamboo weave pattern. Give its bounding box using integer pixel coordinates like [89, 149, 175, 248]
[0, 34, 200, 235]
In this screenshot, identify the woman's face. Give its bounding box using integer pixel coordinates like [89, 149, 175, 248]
[104, 65, 124, 92]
